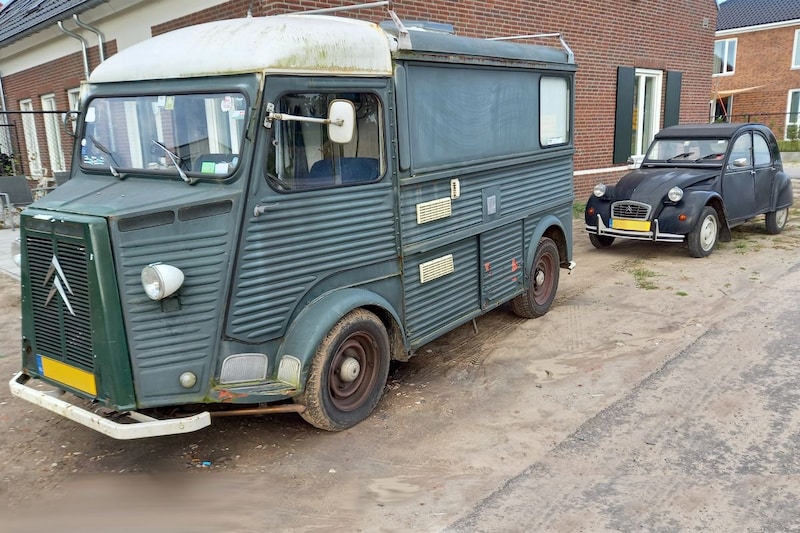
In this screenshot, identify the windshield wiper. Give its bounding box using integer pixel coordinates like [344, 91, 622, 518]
[88, 134, 124, 176]
[152, 140, 195, 185]
[666, 152, 694, 162]
[694, 153, 724, 162]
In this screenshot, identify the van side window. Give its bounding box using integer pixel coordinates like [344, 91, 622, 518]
[540, 76, 570, 147]
[267, 92, 383, 191]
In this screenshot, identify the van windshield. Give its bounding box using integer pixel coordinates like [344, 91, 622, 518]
[80, 92, 247, 177]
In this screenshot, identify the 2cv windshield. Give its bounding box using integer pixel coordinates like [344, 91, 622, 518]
[644, 138, 729, 164]
[80, 92, 247, 178]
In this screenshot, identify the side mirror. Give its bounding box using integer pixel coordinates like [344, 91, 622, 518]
[62, 110, 80, 138]
[327, 99, 355, 144]
[732, 157, 749, 167]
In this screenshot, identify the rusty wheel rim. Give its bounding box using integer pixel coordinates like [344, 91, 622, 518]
[328, 331, 380, 412]
[533, 249, 556, 306]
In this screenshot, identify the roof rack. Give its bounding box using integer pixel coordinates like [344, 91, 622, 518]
[290, 1, 411, 49]
[489, 33, 574, 63]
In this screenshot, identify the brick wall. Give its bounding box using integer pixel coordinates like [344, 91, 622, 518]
[713, 25, 800, 139]
[3, 0, 719, 195]
[1, 42, 117, 178]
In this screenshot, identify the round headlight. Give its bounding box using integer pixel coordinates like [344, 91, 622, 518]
[593, 183, 607, 198]
[141, 263, 184, 300]
[11, 238, 21, 267]
[667, 186, 684, 203]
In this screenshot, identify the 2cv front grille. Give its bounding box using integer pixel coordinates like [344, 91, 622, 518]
[611, 201, 651, 220]
[26, 235, 94, 371]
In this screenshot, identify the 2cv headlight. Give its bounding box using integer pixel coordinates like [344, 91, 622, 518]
[141, 263, 185, 300]
[667, 186, 684, 203]
[593, 183, 607, 198]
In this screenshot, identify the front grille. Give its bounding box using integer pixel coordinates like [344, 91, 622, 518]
[611, 201, 651, 220]
[27, 236, 94, 371]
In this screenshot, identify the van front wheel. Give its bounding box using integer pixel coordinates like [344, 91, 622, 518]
[511, 237, 560, 318]
[295, 309, 390, 431]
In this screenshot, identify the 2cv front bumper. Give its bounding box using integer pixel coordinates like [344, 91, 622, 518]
[9, 371, 211, 439]
[586, 214, 684, 243]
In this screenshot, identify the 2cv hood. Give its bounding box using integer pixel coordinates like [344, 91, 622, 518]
[613, 166, 720, 202]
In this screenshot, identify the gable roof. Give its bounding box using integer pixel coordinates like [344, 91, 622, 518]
[0, 0, 104, 48]
[717, 0, 800, 31]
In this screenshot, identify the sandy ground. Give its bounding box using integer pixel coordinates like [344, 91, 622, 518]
[1, 195, 800, 531]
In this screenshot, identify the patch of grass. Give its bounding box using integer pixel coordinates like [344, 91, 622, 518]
[675, 291, 688, 297]
[750, 270, 760, 281]
[631, 266, 659, 290]
[572, 201, 586, 219]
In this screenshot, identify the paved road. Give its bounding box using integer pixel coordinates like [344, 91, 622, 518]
[447, 262, 800, 532]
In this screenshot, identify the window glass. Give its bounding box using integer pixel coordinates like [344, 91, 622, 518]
[80, 92, 247, 177]
[786, 90, 800, 140]
[794, 30, 800, 68]
[753, 134, 771, 166]
[267, 92, 383, 191]
[540, 77, 570, 146]
[714, 39, 736, 75]
[645, 138, 727, 163]
[730, 133, 752, 167]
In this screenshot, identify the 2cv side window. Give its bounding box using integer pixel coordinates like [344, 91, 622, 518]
[753, 134, 772, 167]
[267, 92, 384, 191]
[729, 133, 753, 168]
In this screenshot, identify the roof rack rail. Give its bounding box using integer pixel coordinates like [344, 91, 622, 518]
[488, 33, 574, 63]
[290, 1, 410, 49]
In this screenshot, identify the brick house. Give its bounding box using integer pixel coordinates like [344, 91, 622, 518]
[0, 0, 719, 195]
[714, 0, 800, 139]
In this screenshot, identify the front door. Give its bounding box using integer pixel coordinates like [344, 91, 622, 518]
[723, 131, 755, 223]
[225, 77, 400, 343]
[752, 132, 774, 214]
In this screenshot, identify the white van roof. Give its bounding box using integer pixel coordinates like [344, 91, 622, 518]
[89, 15, 395, 83]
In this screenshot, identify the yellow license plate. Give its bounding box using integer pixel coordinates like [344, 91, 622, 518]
[37, 354, 97, 396]
[610, 218, 651, 231]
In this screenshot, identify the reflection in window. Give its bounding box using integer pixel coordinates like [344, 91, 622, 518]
[714, 39, 736, 75]
[268, 92, 382, 191]
[80, 93, 247, 177]
[540, 77, 570, 147]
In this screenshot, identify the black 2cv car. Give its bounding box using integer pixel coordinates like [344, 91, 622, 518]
[585, 123, 793, 257]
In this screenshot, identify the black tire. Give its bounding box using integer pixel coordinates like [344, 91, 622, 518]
[589, 233, 615, 249]
[295, 309, 390, 431]
[765, 207, 789, 235]
[687, 206, 719, 258]
[511, 237, 560, 318]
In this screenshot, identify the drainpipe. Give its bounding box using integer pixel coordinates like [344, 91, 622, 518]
[72, 14, 105, 63]
[0, 73, 7, 112]
[57, 21, 90, 79]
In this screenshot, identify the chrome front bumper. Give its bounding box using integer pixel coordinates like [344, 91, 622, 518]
[9, 371, 211, 440]
[586, 215, 684, 243]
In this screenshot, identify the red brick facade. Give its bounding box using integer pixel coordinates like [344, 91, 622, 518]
[713, 24, 800, 139]
[2, 0, 719, 197]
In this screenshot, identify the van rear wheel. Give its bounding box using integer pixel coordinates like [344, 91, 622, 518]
[511, 237, 560, 318]
[295, 309, 390, 431]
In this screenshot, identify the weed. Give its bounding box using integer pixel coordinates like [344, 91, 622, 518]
[572, 201, 586, 219]
[675, 291, 688, 296]
[631, 267, 659, 290]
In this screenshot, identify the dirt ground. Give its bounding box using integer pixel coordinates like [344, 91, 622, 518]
[2, 195, 800, 531]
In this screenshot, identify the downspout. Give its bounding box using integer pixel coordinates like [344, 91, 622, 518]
[57, 21, 89, 79]
[72, 14, 105, 63]
[0, 73, 7, 112]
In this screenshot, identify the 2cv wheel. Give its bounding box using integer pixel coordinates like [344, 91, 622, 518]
[765, 207, 789, 235]
[687, 206, 719, 258]
[589, 233, 615, 249]
[511, 237, 560, 318]
[295, 309, 390, 431]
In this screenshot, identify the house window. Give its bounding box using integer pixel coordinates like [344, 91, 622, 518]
[41, 94, 66, 173]
[19, 98, 42, 179]
[786, 90, 800, 140]
[714, 95, 733, 122]
[714, 38, 736, 75]
[631, 69, 663, 157]
[793, 30, 800, 68]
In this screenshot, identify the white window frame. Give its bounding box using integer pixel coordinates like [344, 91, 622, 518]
[786, 89, 800, 140]
[19, 98, 43, 179]
[631, 68, 663, 157]
[714, 38, 737, 76]
[41, 93, 66, 173]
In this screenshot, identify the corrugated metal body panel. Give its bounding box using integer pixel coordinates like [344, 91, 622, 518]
[229, 181, 397, 341]
[400, 155, 573, 247]
[116, 223, 232, 406]
[404, 239, 479, 345]
[480, 222, 524, 308]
